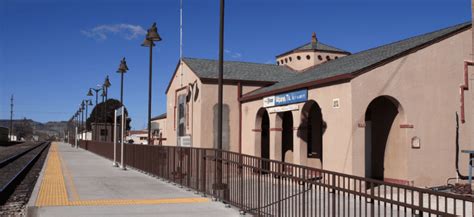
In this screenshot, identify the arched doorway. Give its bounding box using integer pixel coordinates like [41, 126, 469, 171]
[300, 100, 324, 169]
[255, 108, 270, 170]
[281, 111, 294, 164]
[364, 96, 401, 181]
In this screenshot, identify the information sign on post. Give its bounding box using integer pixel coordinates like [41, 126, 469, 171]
[114, 107, 126, 170]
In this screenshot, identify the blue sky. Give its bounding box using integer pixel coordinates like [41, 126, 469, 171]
[0, 0, 470, 129]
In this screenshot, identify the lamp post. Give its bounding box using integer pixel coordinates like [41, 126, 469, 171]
[83, 99, 92, 140]
[117, 58, 128, 170]
[74, 112, 78, 148]
[142, 22, 162, 145]
[88, 87, 102, 140]
[100, 89, 106, 141]
[103, 76, 111, 142]
[215, 0, 225, 200]
[80, 103, 85, 140]
[116, 58, 128, 139]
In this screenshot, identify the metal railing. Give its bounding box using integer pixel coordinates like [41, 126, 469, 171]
[79, 141, 474, 216]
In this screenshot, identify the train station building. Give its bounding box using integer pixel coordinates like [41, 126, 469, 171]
[159, 21, 474, 187]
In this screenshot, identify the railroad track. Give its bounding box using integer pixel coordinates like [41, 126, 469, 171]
[0, 141, 50, 214]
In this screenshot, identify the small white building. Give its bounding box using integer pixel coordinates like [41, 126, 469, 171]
[126, 130, 148, 144]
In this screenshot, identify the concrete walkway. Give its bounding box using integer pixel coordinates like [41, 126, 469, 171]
[27, 142, 240, 217]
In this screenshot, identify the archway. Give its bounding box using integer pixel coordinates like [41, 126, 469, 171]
[364, 96, 401, 181]
[300, 100, 324, 169]
[281, 111, 294, 164]
[255, 108, 270, 170]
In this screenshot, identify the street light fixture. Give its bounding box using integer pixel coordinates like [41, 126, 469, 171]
[116, 57, 128, 106]
[142, 22, 162, 145]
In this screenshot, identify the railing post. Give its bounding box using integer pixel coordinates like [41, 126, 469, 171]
[195, 149, 200, 193]
[172, 147, 176, 183]
[187, 149, 191, 188]
[278, 163, 282, 216]
[201, 149, 207, 195]
[418, 192, 423, 216]
[239, 154, 244, 214]
[225, 152, 230, 205]
[302, 169, 306, 217]
[167, 147, 170, 180]
[213, 149, 218, 200]
[179, 147, 183, 186]
[257, 158, 261, 215]
[370, 182, 374, 217]
[332, 174, 336, 217]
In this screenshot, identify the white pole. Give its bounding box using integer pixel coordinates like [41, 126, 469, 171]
[113, 110, 118, 167]
[179, 0, 184, 87]
[75, 126, 78, 148]
[120, 107, 126, 170]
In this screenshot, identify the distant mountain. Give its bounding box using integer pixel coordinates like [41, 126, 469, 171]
[0, 119, 68, 140]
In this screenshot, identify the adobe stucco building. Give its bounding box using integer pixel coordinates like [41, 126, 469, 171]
[160, 21, 474, 187]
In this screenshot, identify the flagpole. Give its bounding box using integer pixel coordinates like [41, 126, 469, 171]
[179, 0, 184, 87]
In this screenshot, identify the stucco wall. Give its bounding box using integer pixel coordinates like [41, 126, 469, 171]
[165, 61, 202, 147]
[165, 60, 269, 151]
[241, 82, 353, 174]
[350, 28, 474, 187]
[200, 83, 240, 152]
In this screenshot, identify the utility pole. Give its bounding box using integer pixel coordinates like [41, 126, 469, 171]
[9, 95, 13, 141]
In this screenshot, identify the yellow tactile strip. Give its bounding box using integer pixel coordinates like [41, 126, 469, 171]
[36, 143, 69, 206]
[35, 143, 208, 207]
[68, 198, 209, 206]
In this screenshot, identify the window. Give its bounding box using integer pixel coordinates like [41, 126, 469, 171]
[318, 55, 323, 60]
[100, 129, 108, 136]
[289, 57, 292, 62]
[297, 56, 301, 60]
[326, 56, 331, 61]
[306, 55, 311, 60]
[285, 58, 288, 63]
[153, 129, 160, 138]
[332, 98, 340, 108]
[178, 95, 186, 137]
[335, 56, 339, 59]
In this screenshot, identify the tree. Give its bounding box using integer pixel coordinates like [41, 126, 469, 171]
[14, 118, 33, 140]
[86, 98, 132, 130]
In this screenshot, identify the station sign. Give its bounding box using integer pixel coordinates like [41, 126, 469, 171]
[263, 89, 308, 108]
[268, 104, 299, 113]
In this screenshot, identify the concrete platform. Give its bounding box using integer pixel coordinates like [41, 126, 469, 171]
[26, 142, 240, 217]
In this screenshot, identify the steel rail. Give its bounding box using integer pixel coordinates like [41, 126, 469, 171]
[0, 142, 50, 200]
[0, 142, 46, 168]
